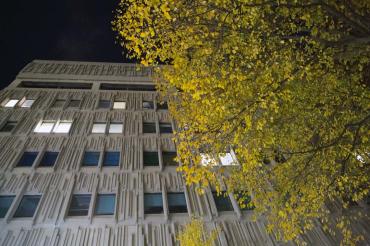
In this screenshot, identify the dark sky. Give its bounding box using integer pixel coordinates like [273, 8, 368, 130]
[0, 0, 128, 89]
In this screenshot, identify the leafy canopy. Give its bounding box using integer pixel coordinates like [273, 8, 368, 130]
[113, 0, 370, 243]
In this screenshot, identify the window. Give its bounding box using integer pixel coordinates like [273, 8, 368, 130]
[168, 193, 187, 213]
[53, 121, 72, 133]
[95, 194, 115, 215]
[219, 152, 237, 166]
[200, 154, 216, 166]
[235, 193, 254, 211]
[162, 152, 177, 166]
[98, 100, 111, 109]
[142, 101, 154, 109]
[17, 151, 38, 167]
[4, 99, 19, 108]
[68, 100, 80, 108]
[144, 193, 163, 214]
[159, 123, 173, 134]
[143, 122, 156, 134]
[20, 99, 35, 108]
[103, 152, 120, 167]
[82, 152, 100, 167]
[212, 191, 234, 212]
[0, 196, 15, 218]
[0, 121, 17, 132]
[143, 151, 159, 167]
[34, 121, 55, 133]
[13, 195, 41, 218]
[19, 81, 92, 89]
[68, 194, 91, 216]
[113, 101, 126, 109]
[38, 151, 58, 167]
[52, 100, 65, 108]
[92, 122, 107, 133]
[157, 102, 168, 110]
[109, 123, 123, 133]
[100, 83, 156, 91]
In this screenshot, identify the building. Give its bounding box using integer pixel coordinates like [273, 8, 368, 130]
[0, 60, 368, 246]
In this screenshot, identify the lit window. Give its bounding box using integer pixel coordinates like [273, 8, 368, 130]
[82, 151, 100, 167]
[68, 194, 91, 216]
[20, 99, 35, 108]
[157, 102, 168, 110]
[143, 151, 159, 167]
[53, 121, 72, 133]
[92, 122, 107, 133]
[200, 154, 216, 166]
[143, 122, 156, 134]
[212, 191, 234, 212]
[142, 101, 154, 109]
[68, 100, 80, 108]
[98, 100, 111, 109]
[4, 99, 19, 108]
[95, 194, 115, 215]
[34, 121, 55, 133]
[113, 101, 126, 109]
[219, 152, 237, 166]
[0, 196, 15, 218]
[17, 152, 38, 167]
[38, 151, 58, 167]
[144, 193, 163, 214]
[162, 151, 177, 166]
[52, 99, 65, 108]
[168, 192, 187, 213]
[159, 122, 173, 134]
[103, 152, 120, 167]
[0, 121, 17, 132]
[109, 123, 123, 133]
[13, 195, 41, 218]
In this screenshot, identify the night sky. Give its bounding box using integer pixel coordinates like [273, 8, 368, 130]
[0, 0, 128, 89]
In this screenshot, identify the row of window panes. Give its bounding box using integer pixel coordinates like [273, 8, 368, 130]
[200, 152, 238, 166]
[2, 98, 35, 108]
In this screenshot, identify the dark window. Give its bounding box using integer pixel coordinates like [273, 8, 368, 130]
[98, 100, 111, 109]
[168, 192, 187, 213]
[143, 152, 159, 167]
[17, 152, 38, 167]
[143, 122, 156, 134]
[159, 123, 173, 134]
[100, 83, 156, 91]
[0, 121, 17, 132]
[144, 193, 163, 214]
[68, 194, 91, 216]
[157, 102, 168, 110]
[19, 81, 92, 89]
[39, 151, 59, 167]
[68, 100, 80, 108]
[52, 99, 65, 108]
[142, 101, 154, 109]
[103, 152, 120, 167]
[0, 196, 15, 218]
[235, 193, 254, 211]
[212, 191, 234, 212]
[95, 194, 115, 215]
[13, 195, 41, 218]
[162, 152, 177, 166]
[82, 152, 100, 166]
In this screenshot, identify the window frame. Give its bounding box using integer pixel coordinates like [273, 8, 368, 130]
[81, 151, 100, 167]
[91, 122, 107, 134]
[159, 122, 173, 134]
[4, 99, 19, 108]
[67, 194, 92, 217]
[0, 121, 17, 132]
[16, 151, 39, 167]
[13, 194, 42, 218]
[94, 193, 116, 216]
[38, 151, 59, 167]
[167, 192, 188, 214]
[212, 191, 234, 212]
[20, 99, 35, 108]
[113, 101, 126, 109]
[0, 195, 16, 218]
[143, 122, 157, 134]
[142, 101, 154, 110]
[144, 193, 164, 214]
[102, 151, 120, 167]
[143, 151, 160, 167]
[97, 100, 111, 109]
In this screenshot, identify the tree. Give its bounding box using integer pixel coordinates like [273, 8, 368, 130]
[176, 218, 217, 246]
[113, 0, 370, 244]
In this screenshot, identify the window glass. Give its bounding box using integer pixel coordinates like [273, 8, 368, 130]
[53, 121, 72, 133]
[235, 193, 254, 211]
[157, 102, 168, 110]
[0, 196, 15, 218]
[168, 193, 187, 213]
[143, 152, 159, 166]
[21, 99, 35, 108]
[82, 152, 100, 166]
[52, 99, 65, 108]
[98, 100, 111, 109]
[162, 152, 177, 166]
[68, 194, 91, 216]
[95, 194, 115, 215]
[39, 151, 58, 167]
[159, 123, 173, 134]
[143, 122, 156, 134]
[144, 193, 163, 214]
[212, 191, 234, 212]
[200, 154, 216, 166]
[19, 81, 92, 89]
[0, 121, 17, 132]
[34, 121, 55, 133]
[92, 123, 106, 133]
[68, 100, 80, 108]
[109, 123, 123, 133]
[4, 99, 19, 108]
[219, 153, 236, 166]
[113, 101, 126, 109]
[17, 151, 38, 167]
[13, 195, 41, 218]
[142, 101, 154, 109]
[103, 152, 120, 167]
